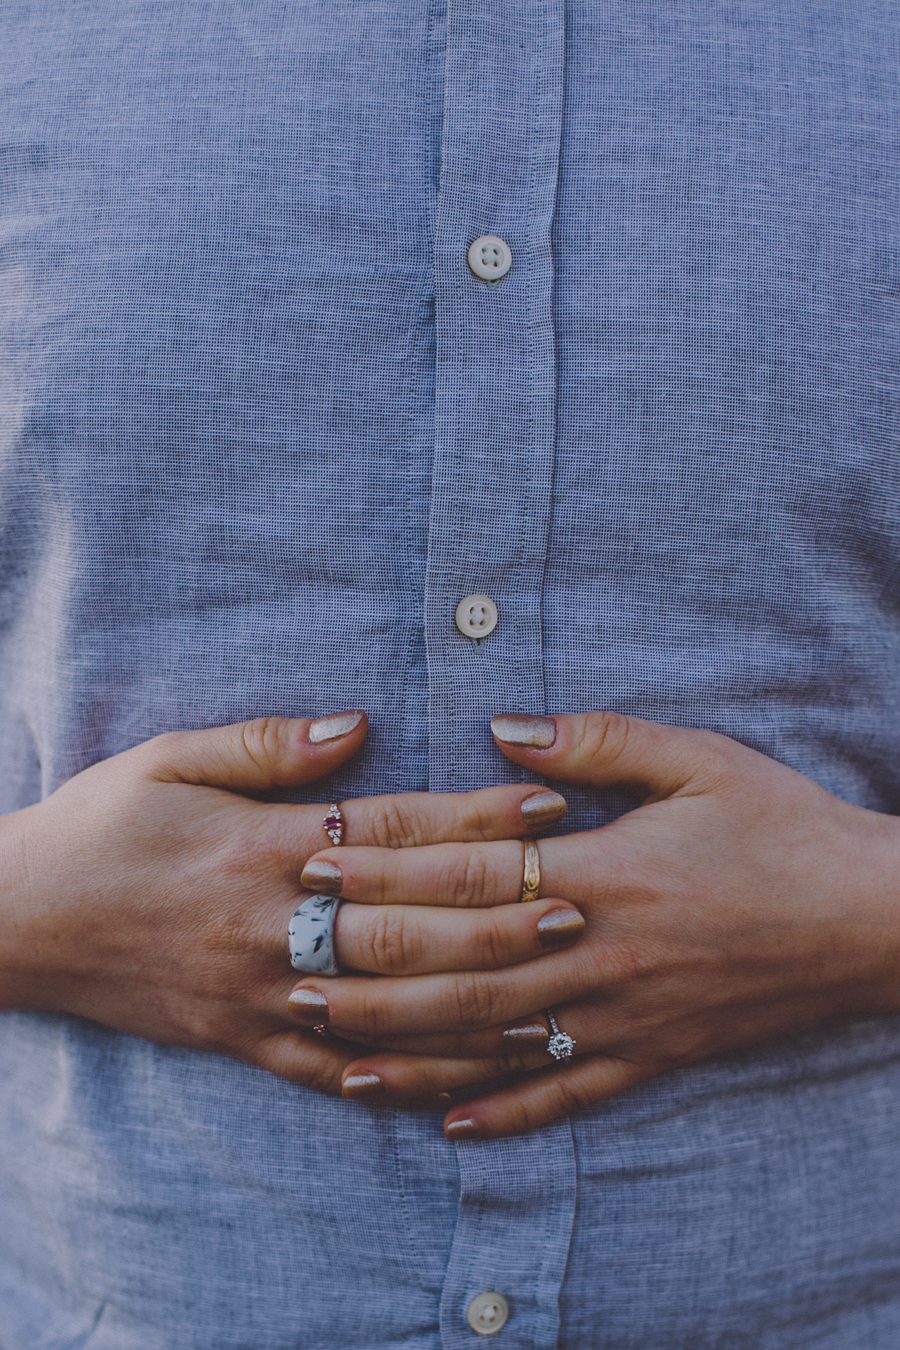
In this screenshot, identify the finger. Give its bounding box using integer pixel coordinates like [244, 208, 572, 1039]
[332, 899, 585, 975]
[299, 835, 572, 910]
[251, 1031, 452, 1111]
[490, 711, 733, 798]
[141, 711, 369, 791]
[442, 1054, 649, 1139]
[250, 1027, 359, 1092]
[336, 784, 567, 849]
[321, 998, 610, 1062]
[260, 784, 566, 900]
[317, 1014, 556, 1060]
[285, 952, 595, 1038]
[339, 1047, 550, 1103]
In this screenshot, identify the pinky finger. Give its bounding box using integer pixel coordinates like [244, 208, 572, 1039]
[250, 1028, 359, 1094]
[442, 1054, 649, 1140]
[251, 1031, 453, 1111]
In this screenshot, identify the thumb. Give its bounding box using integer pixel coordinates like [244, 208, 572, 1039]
[140, 711, 368, 793]
[490, 711, 727, 798]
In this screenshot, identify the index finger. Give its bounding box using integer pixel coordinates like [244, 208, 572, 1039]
[321, 785, 567, 850]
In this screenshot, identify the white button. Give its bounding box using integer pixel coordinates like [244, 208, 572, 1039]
[455, 594, 499, 639]
[467, 235, 512, 281]
[467, 1292, 510, 1336]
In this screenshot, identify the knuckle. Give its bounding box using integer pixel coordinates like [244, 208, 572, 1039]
[448, 849, 493, 906]
[136, 728, 184, 776]
[554, 1074, 596, 1117]
[367, 908, 420, 975]
[481, 915, 514, 968]
[463, 796, 506, 844]
[579, 712, 633, 773]
[354, 989, 391, 1040]
[299, 1055, 345, 1096]
[239, 717, 287, 772]
[501, 1048, 538, 1074]
[183, 1001, 232, 1053]
[505, 1095, 546, 1136]
[368, 797, 423, 849]
[446, 972, 498, 1029]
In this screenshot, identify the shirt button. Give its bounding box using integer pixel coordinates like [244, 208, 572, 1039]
[467, 1292, 510, 1336]
[467, 235, 512, 281]
[455, 594, 499, 639]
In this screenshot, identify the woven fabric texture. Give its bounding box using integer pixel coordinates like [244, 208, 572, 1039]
[0, 2, 898, 1346]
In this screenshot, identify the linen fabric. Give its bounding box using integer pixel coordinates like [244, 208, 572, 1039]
[1, 2, 899, 1346]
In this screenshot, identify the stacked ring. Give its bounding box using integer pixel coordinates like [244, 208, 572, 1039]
[323, 802, 344, 846]
[520, 840, 540, 902]
[518, 838, 576, 1063]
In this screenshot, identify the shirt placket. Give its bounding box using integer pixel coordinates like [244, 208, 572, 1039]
[425, 2, 575, 1347]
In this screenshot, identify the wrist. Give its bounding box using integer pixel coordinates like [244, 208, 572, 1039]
[842, 808, 900, 1017]
[0, 804, 54, 1011]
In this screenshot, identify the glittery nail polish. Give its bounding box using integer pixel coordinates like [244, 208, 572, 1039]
[502, 1022, 550, 1046]
[300, 858, 343, 894]
[287, 988, 330, 1024]
[308, 710, 365, 744]
[491, 714, 557, 748]
[536, 908, 585, 949]
[445, 1118, 483, 1141]
[520, 789, 567, 827]
[342, 1073, 384, 1100]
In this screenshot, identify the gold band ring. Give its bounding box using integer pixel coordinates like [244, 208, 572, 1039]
[520, 840, 540, 902]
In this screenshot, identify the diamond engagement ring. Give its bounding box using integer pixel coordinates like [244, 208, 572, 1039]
[545, 1011, 575, 1062]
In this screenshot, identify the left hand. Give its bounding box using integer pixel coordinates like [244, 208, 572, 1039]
[288, 712, 900, 1137]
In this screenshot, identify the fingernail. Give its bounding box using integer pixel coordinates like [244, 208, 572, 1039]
[287, 988, 330, 1024]
[342, 1072, 384, 1100]
[300, 858, 343, 894]
[520, 790, 567, 827]
[308, 710, 365, 744]
[502, 1021, 550, 1046]
[491, 714, 557, 748]
[536, 907, 585, 949]
[445, 1117, 483, 1141]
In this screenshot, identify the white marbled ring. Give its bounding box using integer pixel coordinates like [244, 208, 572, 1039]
[288, 895, 343, 977]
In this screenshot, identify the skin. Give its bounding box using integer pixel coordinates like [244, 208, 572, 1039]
[3, 709, 899, 1139]
[0, 711, 572, 1101]
[288, 712, 900, 1139]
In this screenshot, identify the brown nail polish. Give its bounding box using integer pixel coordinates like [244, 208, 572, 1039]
[287, 988, 330, 1024]
[536, 908, 585, 949]
[520, 789, 567, 827]
[300, 858, 343, 894]
[502, 1022, 550, 1046]
[308, 710, 365, 744]
[445, 1117, 483, 1141]
[342, 1072, 384, 1100]
[491, 714, 557, 748]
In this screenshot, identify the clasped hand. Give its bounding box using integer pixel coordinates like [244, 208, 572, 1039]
[290, 711, 900, 1138]
[2, 708, 898, 1140]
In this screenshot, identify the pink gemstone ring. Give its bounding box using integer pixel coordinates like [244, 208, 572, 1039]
[323, 803, 344, 847]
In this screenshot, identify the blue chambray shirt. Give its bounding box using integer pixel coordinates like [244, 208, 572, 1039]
[1, 2, 899, 1346]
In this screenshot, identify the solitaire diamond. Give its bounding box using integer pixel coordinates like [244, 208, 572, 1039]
[547, 1030, 575, 1061]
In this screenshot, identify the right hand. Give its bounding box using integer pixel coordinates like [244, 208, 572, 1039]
[0, 712, 570, 1096]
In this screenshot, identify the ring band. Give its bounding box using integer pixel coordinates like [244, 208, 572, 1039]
[545, 1011, 575, 1062]
[520, 840, 540, 902]
[288, 894, 343, 977]
[323, 802, 344, 846]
